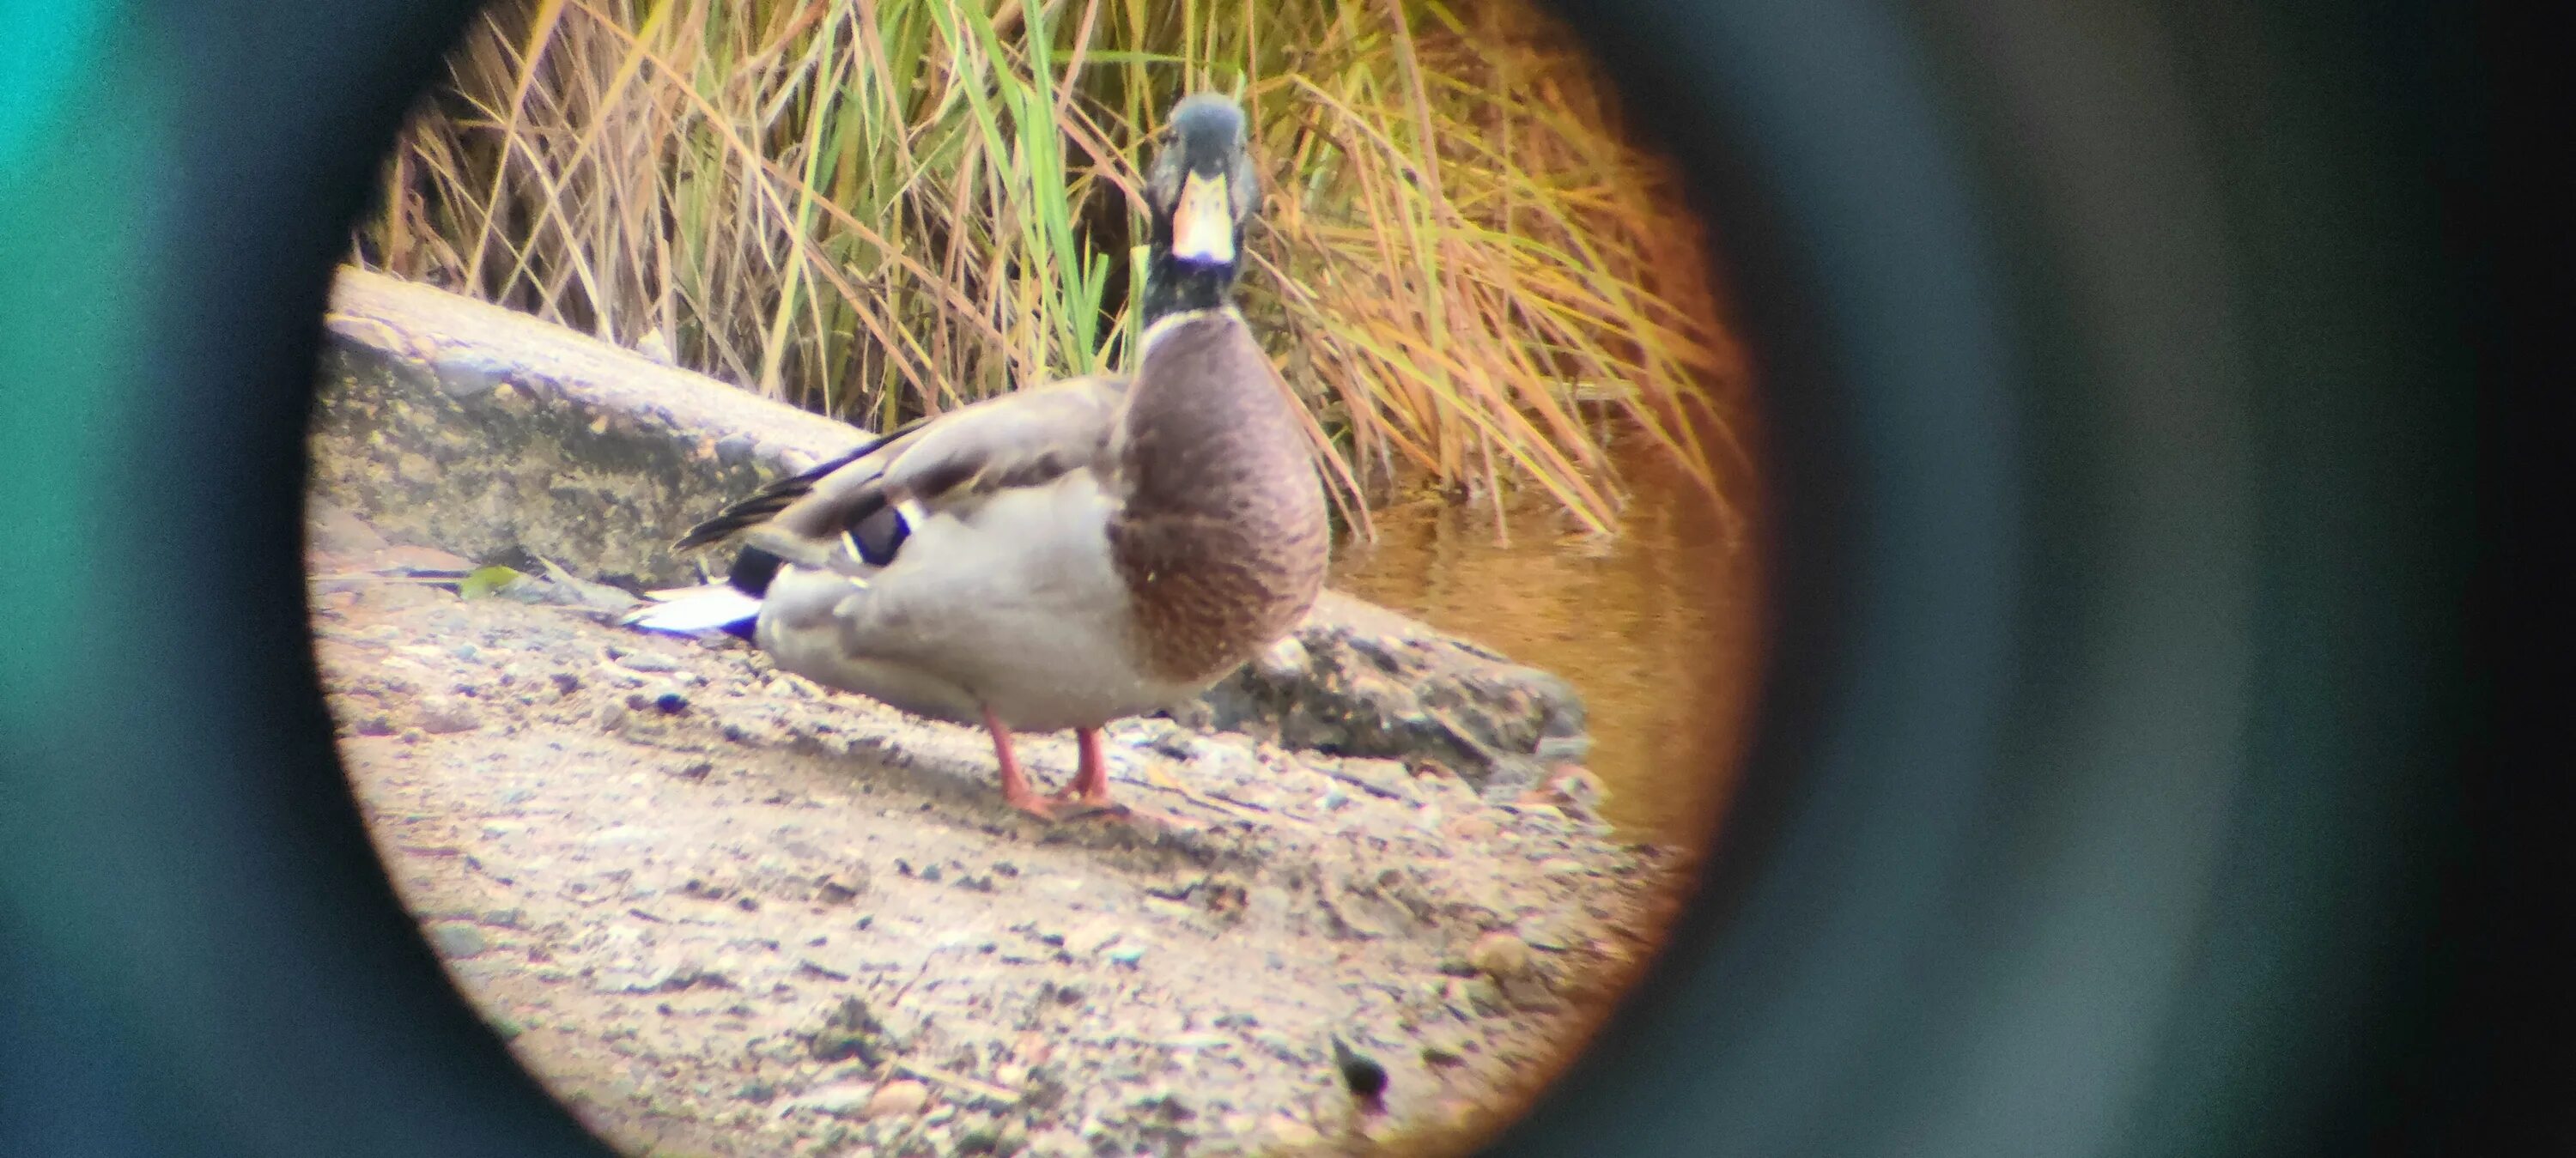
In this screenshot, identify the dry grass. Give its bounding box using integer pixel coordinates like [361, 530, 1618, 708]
[353, 0, 1749, 536]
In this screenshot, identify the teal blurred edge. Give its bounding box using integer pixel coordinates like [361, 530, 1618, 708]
[0, 0, 116, 173]
[0, 2, 155, 767]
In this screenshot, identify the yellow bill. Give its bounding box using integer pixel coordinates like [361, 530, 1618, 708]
[1171, 172, 1234, 264]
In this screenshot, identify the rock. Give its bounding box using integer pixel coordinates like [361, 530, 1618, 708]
[863, 1079, 931, 1119]
[425, 920, 487, 959]
[791, 1082, 876, 1117]
[1521, 763, 1607, 820]
[1252, 637, 1309, 680]
[1331, 1035, 1388, 1104]
[414, 696, 480, 734]
[1131, 1085, 1194, 1122]
[1467, 931, 1533, 979]
[1500, 973, 1561, 1010]
[306, 501, 389, 556]
[614, 650, 681, 673]
[1476, 754, 1551, 802]
[1325, 758, 1414, 801]
[1195, 592, 1589, 792]
[807, 996, 891, 1065]
[491, 564, 638, 613]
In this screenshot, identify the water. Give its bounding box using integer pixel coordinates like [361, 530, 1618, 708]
[1327, 435, 1763, 850]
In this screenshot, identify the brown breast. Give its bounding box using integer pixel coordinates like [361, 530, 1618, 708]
[1107, 313, 1330, 683]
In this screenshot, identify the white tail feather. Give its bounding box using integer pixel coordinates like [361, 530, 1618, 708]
[621, 584, 762, 635]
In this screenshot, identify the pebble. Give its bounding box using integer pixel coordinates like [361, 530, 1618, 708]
[414, 697, 481, 734]
[1467, 931, 1533, 979]
[425, 921, 487, 959]
[863, 1079, 930, 1119]
[792, 1082, 875, 1116]
[1252, 637, 1310, 680]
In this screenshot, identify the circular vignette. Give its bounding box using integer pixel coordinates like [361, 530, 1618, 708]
[0, 1, 2500, 1157]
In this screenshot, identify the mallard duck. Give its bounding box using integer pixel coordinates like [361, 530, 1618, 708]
[628, 93, 1328, 820]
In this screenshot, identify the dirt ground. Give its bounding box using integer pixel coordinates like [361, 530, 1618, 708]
[306, 509, 1684, 1158]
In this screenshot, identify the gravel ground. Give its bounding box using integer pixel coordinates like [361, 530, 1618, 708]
[307, 512, 1684, 1158]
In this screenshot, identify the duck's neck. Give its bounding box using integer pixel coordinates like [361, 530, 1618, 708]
[1139, 252, 1238, 329]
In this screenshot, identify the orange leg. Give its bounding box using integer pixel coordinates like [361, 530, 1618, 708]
[1050, 726, 1119, 813]
[981, 706, 1058, 820]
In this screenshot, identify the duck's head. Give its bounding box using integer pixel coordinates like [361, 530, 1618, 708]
[1143, 93, 1258, 312]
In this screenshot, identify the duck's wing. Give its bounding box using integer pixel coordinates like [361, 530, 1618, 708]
[673, 374, 1130, 575]
[671, 421, 918, 552]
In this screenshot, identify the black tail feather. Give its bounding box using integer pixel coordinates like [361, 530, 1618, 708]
[673, 423, 915, 552]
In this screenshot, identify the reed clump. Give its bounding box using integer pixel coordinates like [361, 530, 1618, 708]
[354, 0, 1749, 536]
